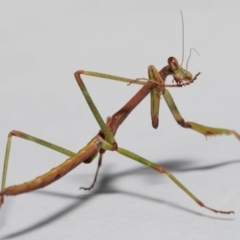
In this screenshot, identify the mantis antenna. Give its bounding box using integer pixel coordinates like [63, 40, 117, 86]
[180, 10, 184, 67]
[186, 48, 200, 70]
[179, 11, 200, 70]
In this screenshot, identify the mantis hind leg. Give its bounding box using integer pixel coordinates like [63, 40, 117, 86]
[100, 138, 234, 214]
[0, 130, 76, 207]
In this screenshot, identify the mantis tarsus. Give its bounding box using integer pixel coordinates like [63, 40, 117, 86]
[1, 14, 240, 216]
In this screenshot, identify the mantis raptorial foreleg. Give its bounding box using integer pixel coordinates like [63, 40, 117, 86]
[148, 59, 240, 140]
[149, 65, 164, 129]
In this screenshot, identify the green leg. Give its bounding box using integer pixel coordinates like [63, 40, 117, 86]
[100, 139, 234, 214]
[80, 152, 103, 191]
[0, 135, 103, 198]
[148, 65, 165, 129]
[74, 71, 117, 147]
[79, 70, 147, 86]
[0, 130, 77, 207]
[163, 89, 240, 140]
[74, 70, 129, 190]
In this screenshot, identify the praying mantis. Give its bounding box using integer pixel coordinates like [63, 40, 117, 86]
[1, 14, 240, 217]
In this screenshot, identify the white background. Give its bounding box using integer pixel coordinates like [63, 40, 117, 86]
[1, 1, 240, 239]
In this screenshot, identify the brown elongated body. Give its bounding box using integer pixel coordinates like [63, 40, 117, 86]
[1, 57, 239, 215]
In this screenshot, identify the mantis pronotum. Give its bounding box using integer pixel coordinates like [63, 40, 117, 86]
[1, 13, 239, 216]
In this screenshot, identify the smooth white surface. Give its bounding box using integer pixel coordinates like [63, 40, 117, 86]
[0, 1, 240, 239]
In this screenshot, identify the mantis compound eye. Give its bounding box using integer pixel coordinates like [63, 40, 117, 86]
[168, 57, 179, 71]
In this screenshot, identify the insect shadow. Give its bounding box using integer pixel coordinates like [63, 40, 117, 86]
[1, 158, 238, 240]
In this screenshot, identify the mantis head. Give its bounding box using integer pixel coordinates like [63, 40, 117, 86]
[168, 57, 193, 85]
